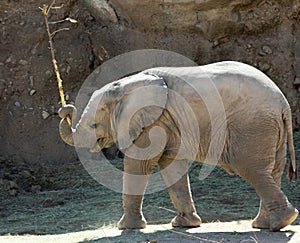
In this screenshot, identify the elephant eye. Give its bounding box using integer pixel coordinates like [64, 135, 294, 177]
[90, 124, 97, 129]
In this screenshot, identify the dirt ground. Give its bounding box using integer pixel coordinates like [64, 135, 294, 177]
[0, 133, 300, 242]
[1, 0, 300, 242]
[1, 221, 300, 242]
[0, 159, 300, 242]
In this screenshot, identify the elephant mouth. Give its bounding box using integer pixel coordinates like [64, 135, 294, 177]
[89, 138, 113, 153]
[89, 140, 102, 153]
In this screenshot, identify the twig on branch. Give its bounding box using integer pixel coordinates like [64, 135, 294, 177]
[49, 17, 78, 25]
[51, 28, 70, 38]
[50, 4, 64, 10]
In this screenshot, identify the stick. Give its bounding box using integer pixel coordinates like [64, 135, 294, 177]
[41, 1, 72, 126]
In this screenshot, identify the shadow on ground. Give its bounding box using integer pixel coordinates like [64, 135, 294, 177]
[1, 221, 299, 243]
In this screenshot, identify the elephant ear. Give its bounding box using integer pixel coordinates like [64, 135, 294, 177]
[113, 72, 168, 150]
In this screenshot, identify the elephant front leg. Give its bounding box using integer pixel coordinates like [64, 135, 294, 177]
[117, 156, 157, 229]
[118, 194, 147, 229]
[159, 159, 201, 227]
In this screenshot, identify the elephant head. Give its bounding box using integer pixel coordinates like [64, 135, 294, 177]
[58, 72, 168, 153]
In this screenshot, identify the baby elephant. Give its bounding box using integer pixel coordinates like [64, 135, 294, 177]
[59, 61, 298, 231]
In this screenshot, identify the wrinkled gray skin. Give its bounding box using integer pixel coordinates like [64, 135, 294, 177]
[59, 61, 298, 231]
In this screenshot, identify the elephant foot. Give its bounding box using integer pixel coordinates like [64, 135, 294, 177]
[117, 214, 147, 230]
[171, 212, 201, 228]
[269, 205, 298, 231]
[252, 212, 270, 229]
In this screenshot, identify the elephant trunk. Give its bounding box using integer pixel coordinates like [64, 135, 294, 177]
[58, 104, 77, 147]
[59, 118, 75, 146]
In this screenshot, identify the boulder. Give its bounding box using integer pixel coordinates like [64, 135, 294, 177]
[82, 0, 119, 23]
[109, 0, 251, 39]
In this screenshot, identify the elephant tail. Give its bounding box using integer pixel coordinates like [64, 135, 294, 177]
[283, 109, 297, 181]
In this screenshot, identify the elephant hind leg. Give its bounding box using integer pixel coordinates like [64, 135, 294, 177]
[252, 200, 298, 231]
[158, 158, 201, 228]
[249, 172, 297, 231]
[252, 142, 287, 229]
[269, 142, 298, 231]
[252, 200, 269, 229]
[238, 156, 298, 231]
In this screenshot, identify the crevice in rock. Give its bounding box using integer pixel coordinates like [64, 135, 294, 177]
[87, 34, 97, 71]
[107, 0, 121, 24]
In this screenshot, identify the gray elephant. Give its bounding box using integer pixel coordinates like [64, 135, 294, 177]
[58, 61, 298, 231]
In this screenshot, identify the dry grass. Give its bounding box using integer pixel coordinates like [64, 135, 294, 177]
[0, 131, 299, 237]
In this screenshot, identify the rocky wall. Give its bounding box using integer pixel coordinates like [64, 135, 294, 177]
[0, 0, 299, 167]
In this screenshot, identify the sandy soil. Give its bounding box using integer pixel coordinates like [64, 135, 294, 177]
[1, 220, 299, 243]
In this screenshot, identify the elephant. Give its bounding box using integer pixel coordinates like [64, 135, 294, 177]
[58, 61, 298, 231]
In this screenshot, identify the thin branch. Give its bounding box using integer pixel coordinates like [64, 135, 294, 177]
[47, 0, 56, 15]
[51, 27, 70, 38]
[48, 19, 67, 25]
[49, 17, 78, 25]
[154, 205, 176, 214]
[41, 0, 71, 126]
[161, 225, 223, 243]
[50, 4, 64, 10]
